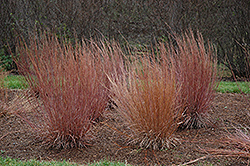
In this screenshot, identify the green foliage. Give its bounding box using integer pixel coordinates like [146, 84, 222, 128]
[3, 74, 250, 94]
[0, 156, 132, 166]
[0, 156, 78, 166]
[217, 81, 250, 94]
[4, 75, 28, 89]
[0, 48, 15, 71]
[89, 160, 131, 166]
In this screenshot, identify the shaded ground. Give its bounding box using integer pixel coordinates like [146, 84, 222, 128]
[0, 92, 250, 165]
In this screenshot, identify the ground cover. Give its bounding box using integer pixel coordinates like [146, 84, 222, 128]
[0, 156, 131, 166]
[0, 90, 249, 165]
[217, 81, 250, 94]
[4, 75, 29, 90]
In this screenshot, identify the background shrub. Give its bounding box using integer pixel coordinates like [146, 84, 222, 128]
[1, 0, 249, 79]
[0, 67, 9, 117]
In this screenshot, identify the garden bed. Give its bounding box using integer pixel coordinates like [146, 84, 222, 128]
[0, 92, 249, 165]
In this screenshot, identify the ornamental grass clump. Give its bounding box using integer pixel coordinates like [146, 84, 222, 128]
[108, 52, 183, 150]
[222, 127, 250, 158]
[16, 33, 109, 148]
[169, 30, 217, 129]
[207, 127, 250, 158]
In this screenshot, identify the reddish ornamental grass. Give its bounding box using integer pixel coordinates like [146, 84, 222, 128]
[16, 34, 109, 148]
[14, 29, 217, 149]
[206, 127, 250, 158]
[167, 30, 217, 129]
[108, 52, 183, 150]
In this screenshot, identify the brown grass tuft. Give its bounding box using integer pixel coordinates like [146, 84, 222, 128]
[168, 30, 217, 129]
[108, 50, 183, 150]
[206, 127, 250, 158]
[16, 33, 110, 148]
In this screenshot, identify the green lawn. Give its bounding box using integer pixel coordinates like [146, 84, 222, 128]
[0, 156, 131, 166]
[4, 75, 29, 89]
[217, 81, 250, 94]
[0, 156, 78, 166]
[2, 75, 250, 94]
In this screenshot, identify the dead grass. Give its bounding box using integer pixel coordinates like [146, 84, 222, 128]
[15, 33, 110, 148]
[167, 30, 218, 129]
[206, 127, 250, 158]
[108, 49, 183, 150]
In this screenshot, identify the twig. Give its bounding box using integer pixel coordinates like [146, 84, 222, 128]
[177, 155, 208, 166]
[152, 149, 160, 165]
[144, 149, 148, 166]
[0, 130, 21, 141]
[101, 121, 131, 138]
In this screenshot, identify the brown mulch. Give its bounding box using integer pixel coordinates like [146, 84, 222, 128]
[0, 92, 250, 165]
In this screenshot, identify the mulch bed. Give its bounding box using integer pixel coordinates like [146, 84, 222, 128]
[0, 92, 250, 165]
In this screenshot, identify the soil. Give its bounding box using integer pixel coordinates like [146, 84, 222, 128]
[0, 91, 250, 166]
